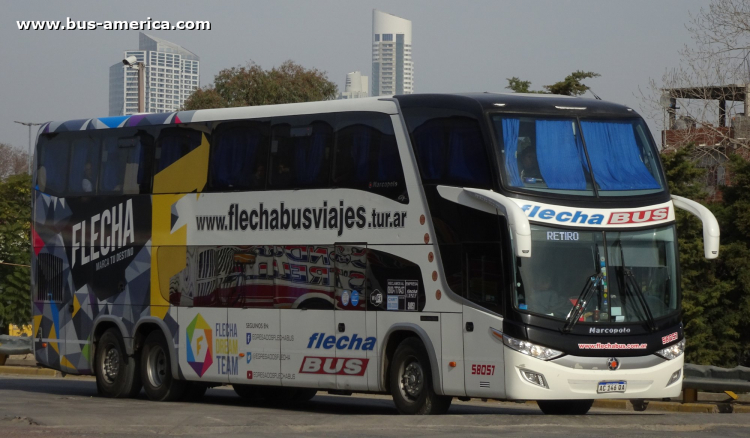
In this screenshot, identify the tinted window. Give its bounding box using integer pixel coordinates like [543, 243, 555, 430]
[209, 121, 270, 191]
[465, 243, 504, 315]
[36, 136, 69, 196]
[269, 116, 333, 190]
[100, 136, 145, 195]
[333, 113, 407, 203]
[406, 110, 492, 188]
[155, 128, 203, 173]
[68, 136, 100, 194]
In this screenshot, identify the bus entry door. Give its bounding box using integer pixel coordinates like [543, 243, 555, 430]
[463, 305, 505, 398]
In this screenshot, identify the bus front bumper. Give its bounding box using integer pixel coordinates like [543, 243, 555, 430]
[503, 347, 684, 400]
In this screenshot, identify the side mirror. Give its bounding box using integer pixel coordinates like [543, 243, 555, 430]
[671, 195, 720, 259]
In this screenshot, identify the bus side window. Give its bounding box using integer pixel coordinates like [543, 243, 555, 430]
[36, 136, 69, 196]
[155, 128, 203, 173]
[407, 111, 492, 189]
[333, 112, 408, 203]
[209, 122, 270, 191]
[463, 242, 504, 315]
[68, 136, 100, 195]
[269, 116, 334, 190]
[100, 136, 145, 195]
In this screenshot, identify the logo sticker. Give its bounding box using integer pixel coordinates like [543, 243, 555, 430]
[370, 289, 383, 306]
[351, 290, 359, 307]
[607, 357, 620, 371]
[299, 357, 369, 375]
[342, 290, 350, 306]
[662, 332, 678, 345]
[387, 295, 399, 310]
[246, 352, 252, 364]
[186, 313, 213, 377]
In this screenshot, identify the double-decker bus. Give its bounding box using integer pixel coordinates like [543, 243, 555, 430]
[30, 93, 718, 415]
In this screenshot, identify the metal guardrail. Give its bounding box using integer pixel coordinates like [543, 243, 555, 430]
[0, 335, 33, 356]
[684, 363, 750, 392]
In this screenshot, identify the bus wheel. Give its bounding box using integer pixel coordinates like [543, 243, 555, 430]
[141, 330, 186, 401]
[537, 399, 594, 415]
[95, 328, 142, 398]
[390, 338, 452, 415]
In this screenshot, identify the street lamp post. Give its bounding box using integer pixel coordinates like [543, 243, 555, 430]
[13, 121, 43, 174]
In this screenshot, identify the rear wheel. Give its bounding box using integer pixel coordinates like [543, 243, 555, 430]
[537, 399, 594, 415]
[390, 337, 452, 415]
[95, 328, 142, 398]
[141, 330, 186, 401]
[233, 384, 261, 401]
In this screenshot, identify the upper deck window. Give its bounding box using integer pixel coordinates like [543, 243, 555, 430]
[492, 115, 664, 197]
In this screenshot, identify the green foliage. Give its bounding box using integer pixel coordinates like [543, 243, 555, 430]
[505, 71, 600, 96]
[183, 60, 338, 110]
[544, 71, 600, 96]
[662, 147, 750, 366]
[0, 173, 32, 330]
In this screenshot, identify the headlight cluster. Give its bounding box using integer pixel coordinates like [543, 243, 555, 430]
[503, 333, 563, 360]
[656, 338, 685, 360]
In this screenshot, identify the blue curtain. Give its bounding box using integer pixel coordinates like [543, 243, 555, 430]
[447, 123, 490, 185]
[350, 125, 371, 183]
[501, 118, 522, 187]
[536, 120, 587, 190]
[42, 141, 70, 193]
[212, 128, 259, 188]
[101, 139, 121, 192]
[294, 127, 328, 185]
[581, 121, 660, 190]
[413, 124, 444, 180]
[377, 135, 400, 180]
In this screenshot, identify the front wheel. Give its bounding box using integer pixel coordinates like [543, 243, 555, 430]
[537, 399, 594, 415]
[140, 330, 186, 401]
[389, 337, 452, 415]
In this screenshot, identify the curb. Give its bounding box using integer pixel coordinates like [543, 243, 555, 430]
[592, 400, 632, 410]
[0, 365, 60, 377]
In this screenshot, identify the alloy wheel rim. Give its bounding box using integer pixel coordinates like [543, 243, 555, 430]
[399, 357, 424, 401]
[102, 344, 120, 384]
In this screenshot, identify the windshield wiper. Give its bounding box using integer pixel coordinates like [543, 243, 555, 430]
[622, 268, 657, 332]
[563, 272, 603, 333]
[613, 238, 657, 332]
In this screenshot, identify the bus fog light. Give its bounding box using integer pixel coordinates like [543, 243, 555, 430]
[520, 369, 548, 388]
[667, 368, 682, 386]
[656, 339, 685, 360]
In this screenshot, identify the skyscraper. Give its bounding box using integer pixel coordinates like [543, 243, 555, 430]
[372, 10, 413, 96]
[339, 71, 369, 99]
[109, 32, 200, 116]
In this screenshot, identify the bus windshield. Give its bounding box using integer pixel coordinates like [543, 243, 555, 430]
[491, 115, 665, 197]
[515, 224, 678, 323]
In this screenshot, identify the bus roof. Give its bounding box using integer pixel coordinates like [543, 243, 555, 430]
[39, 93, 637, 136]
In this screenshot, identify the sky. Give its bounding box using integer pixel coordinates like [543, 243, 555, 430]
[1, 0, 709, 153]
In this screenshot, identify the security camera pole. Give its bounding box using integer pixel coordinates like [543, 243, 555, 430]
[123, 56, 146, 113]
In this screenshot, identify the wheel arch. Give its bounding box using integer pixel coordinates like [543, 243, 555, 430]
[381, 323, 444, 395]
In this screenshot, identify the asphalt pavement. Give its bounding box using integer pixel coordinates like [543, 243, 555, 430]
[1, 374, 749, 437]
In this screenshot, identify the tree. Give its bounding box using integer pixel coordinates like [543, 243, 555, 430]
[0, 173, 32, 335]
[0, 143, 29, 181]
[505, 71, 600, 96]
[640, 0, 750, 159]
[183, 60, 338, 110]
[661, 145, 750, 366]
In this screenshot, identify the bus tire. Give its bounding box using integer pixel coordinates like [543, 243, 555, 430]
[95, 328, 142, 398]
[141, 330, 186, 401]
[292, 388, 317, 402]
[537, 399, 594, 415]
[390, 337, 452, 415]
[233, 384, 261, 401]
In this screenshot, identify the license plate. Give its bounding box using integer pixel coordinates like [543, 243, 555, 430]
[597, 381, 627, 393]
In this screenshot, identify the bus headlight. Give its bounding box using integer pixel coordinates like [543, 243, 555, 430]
[656, 338, 685, 360]
[503, 334, 563, 360]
